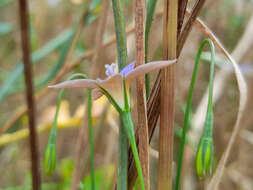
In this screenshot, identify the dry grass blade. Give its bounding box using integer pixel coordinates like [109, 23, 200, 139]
[133, 0, 149, 189]
[90, 0, 110, 78]
[192, 15, 248, 190]
[128, 72, 161, 189]
[141, 0, 206, 148]
[158, 0, 177, 189]
[18, 0, 41, 189]
[177, 0, 206, 56]
[178, 0, 188, 35]
[128, 2, 205, 185]
[64, 0, 92, 67]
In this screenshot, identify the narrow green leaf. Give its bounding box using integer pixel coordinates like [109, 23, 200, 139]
[0, 0, 103, 101]
[39, 0, 103, 87]
[111, 1, 129, 189]
[144, 0, 158, 98]
[120, 111, 145, 190]
[111, 0, 128, 71]
[0, 29, 73, 101]
[38, 31, 75, 87]
[32, 29, 73, 62]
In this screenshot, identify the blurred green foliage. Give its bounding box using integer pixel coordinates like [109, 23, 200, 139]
[0, 22, 13, 35]
[1, 159, 115, 190]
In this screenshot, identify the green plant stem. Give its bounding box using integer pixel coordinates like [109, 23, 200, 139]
[87, 89, 95, 190]
[45, 73, 96, 190]
[111, 0, 128, 189]
[175, 39, 215, 190]
[118, 122, 128, 190]
[47, 73, 88, 144]
[111, 0, 128, 71]
[145, 0, 158, 98]
[120, 111, 145, 190]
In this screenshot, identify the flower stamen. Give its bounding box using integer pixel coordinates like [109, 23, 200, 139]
[105, 63, 116, 77]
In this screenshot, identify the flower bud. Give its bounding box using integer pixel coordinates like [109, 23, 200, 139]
[43, 143, 56, 177]
[195, 137, 214, 178]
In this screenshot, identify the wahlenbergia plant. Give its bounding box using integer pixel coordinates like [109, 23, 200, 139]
[47, 59, 176, 190]
[175, 38, 216, 190]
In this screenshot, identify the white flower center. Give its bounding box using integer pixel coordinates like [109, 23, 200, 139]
[105, 63, 116, 77]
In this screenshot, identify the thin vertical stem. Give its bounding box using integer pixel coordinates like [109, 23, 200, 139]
[70, 1, 109, 189]
[18, 0, 41, 189]
[158, 0, 177, 190]
[145, 0, 158, 98]
[175, 39, 215, 190]
[112, 0, 128, 71]
[120, 111, 145, 190]
[135, 0, 149, 189]
[111, 0, 128, 189]
[87, 89, 95, 190]
[118, 122, 128, 190]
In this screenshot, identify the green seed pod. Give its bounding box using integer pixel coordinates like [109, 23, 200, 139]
[43, 143, 56, 177]
[196, 137, 214, 178]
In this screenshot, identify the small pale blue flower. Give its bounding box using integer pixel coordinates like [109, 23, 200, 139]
[120, 62, 135, 77]
[105, 63, 116, 76]
[49, 59, 177, 110]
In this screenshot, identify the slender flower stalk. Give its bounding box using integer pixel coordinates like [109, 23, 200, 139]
[111, 0, 128, 71]
[87, 89, 95, 190]
[44, 73, 95, 190]
[120, 111, 145, 190]
[175, 39, 215, 190]
[111, 1, 128, 188]
[195, 39, 215, 179]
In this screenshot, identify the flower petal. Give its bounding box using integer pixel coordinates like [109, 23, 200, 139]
[97, 74, 126, 109]
[92, 88, 104, 100]
[126, 59, 177, 83]
[48, 79, 97, 89]
[120, 62, 135, 77]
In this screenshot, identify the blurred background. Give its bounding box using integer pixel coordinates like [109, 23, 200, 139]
[0, 0, 253, 189]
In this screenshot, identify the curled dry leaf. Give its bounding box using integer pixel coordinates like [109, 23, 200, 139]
[191, 11, 248, 190]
